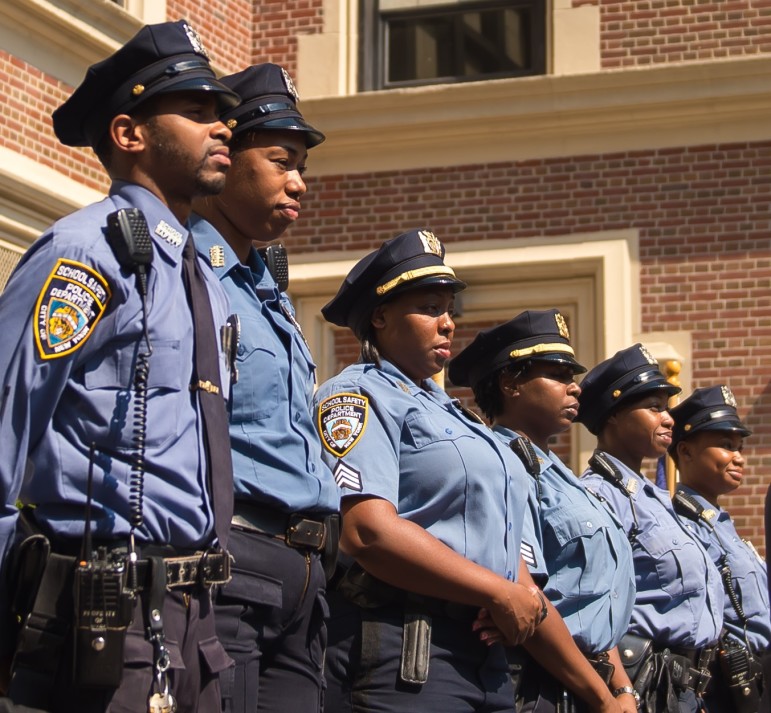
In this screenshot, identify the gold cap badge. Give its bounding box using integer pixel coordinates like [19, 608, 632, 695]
[418, 230, 442, 257]
[555, 313, 569, 340]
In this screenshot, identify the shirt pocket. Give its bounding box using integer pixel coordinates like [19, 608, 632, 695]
[82, 339, 184, 450]
[637, 525, 702, 597]
[230, 315, 279, 424]
[548, 506, 614, 599]
[405, 411, 470, 449]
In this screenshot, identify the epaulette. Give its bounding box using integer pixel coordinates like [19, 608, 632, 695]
[673, 490, 715, 530]
[589, 450, 626, 492]
[589, 450, 639, 543]
[510, 436, 540, 478]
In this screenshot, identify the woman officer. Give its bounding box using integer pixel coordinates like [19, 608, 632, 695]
[576, 345, 724, 713]
[669, 385, 770, 712]
[314, 230, 620, 713]
[449, 310, 638, 713]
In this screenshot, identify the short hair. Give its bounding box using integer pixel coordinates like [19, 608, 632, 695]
[471, 363, 529, 420]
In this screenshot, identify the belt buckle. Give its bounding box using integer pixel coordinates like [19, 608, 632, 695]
[286, 515, 325, 551]
[164, 555, 199, 589]
[200, 549, 233, 586]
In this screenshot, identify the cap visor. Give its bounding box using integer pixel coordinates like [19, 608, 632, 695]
[157, 75, 240, 110]
[697, 419, 752, 438]
[531, 353, 587, 374]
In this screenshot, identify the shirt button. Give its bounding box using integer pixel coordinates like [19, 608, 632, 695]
[237, 344, 245, 355]
[310, 463, 316, 473]
[586, 521, 593, 528]
[508, 522, 512, 531]
[294, 411, 301, 422]
[507, 571, 513, 580]
[445, 428, 453, 435]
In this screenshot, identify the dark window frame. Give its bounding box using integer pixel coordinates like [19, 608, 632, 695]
[359, 0, 546, 92]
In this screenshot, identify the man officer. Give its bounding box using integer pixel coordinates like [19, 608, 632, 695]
[191, 64, 339, 713]
[0, 20, 239, 713]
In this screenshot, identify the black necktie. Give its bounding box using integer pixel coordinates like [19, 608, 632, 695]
[182, 236, 234, 548]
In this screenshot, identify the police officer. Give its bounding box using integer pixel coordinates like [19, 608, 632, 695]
[669, 385, 770, 712]
[314, 229, 550, 712]
[0, 20, 239, 713]
[577, 345, 723, 713]
[190, 64, 339, 713]
[449, 311, 637, 713]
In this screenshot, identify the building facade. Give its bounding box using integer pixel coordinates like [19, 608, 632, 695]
[1, 0, 770, 546]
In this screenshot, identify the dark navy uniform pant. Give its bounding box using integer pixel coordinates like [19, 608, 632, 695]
[324, 593, 516, 713]
[214, 528, 327, 713]
[9, 587, 229, 713]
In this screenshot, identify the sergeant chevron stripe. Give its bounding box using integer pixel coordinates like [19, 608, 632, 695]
[333, 461, 362, 492]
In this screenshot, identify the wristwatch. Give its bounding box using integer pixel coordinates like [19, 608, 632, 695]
[613, 685, 641, 710]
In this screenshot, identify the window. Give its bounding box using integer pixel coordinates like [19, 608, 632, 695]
[360, 0, 546, 91]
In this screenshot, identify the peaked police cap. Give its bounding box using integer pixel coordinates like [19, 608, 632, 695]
[52, 20, 240, 148]
[322, 229, 465, 337]
[219, 64, 325, 147]
[448, 309, 585, 389]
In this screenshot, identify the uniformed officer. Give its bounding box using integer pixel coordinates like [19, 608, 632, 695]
[190, 64, 339, 713]
[577, 345, 724, 713]
[314, 229, 550, 712]
[449, 311, 637, 713]
[0, 20, 239, 713]
[669, 385, 770, 712]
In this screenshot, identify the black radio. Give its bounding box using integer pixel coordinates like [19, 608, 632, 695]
[73, 547, 135, 688]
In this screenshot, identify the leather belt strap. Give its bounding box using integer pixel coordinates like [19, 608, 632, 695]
[133, 550, 232, 589]
[232, 502, 331, 552]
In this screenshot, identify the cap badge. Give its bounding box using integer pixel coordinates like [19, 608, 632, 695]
[639, 344, 657, 365]
[132, 84, 145, 96]
[183, 22, 210, 59]
[555, 312, 570, 340]
[418, 230, 442, 257]
[721, 385, 737, 407]
[154, 220, 183, 247]
[226, 119, 238, 130]
[612, 389, 622, 399]
[209, 245, 226, 268]
[280, 67, 300, 102]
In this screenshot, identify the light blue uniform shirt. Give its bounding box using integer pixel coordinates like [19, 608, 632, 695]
[676, 485, 771, 653]
[190, 216, 338, 514]
[495, 428, 635, 653]
[314, 360, 526, 578]
[582, 453, 723, 648]
[0, 183, 232, 640]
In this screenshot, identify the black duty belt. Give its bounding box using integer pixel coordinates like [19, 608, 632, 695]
[47, 543, 232, 590]
[662, 644, 716, 696]
[134, 550, 232, 589]
[232, 502, 332, 552]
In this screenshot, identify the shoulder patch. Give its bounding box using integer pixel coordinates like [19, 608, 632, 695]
[318, 392, 368, 457]
[34, 259, 111, 360]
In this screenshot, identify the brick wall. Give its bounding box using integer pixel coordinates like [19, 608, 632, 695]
[249, 0, 325, 75]
[0, 51, 107, 192]
[595, 0, 771, 67]
[303, 141, 771, 546]
[168, 0, 253, 73]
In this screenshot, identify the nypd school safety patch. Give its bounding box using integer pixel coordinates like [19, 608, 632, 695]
[318, 392, 368, 457]
[34, 259, 111, 360]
